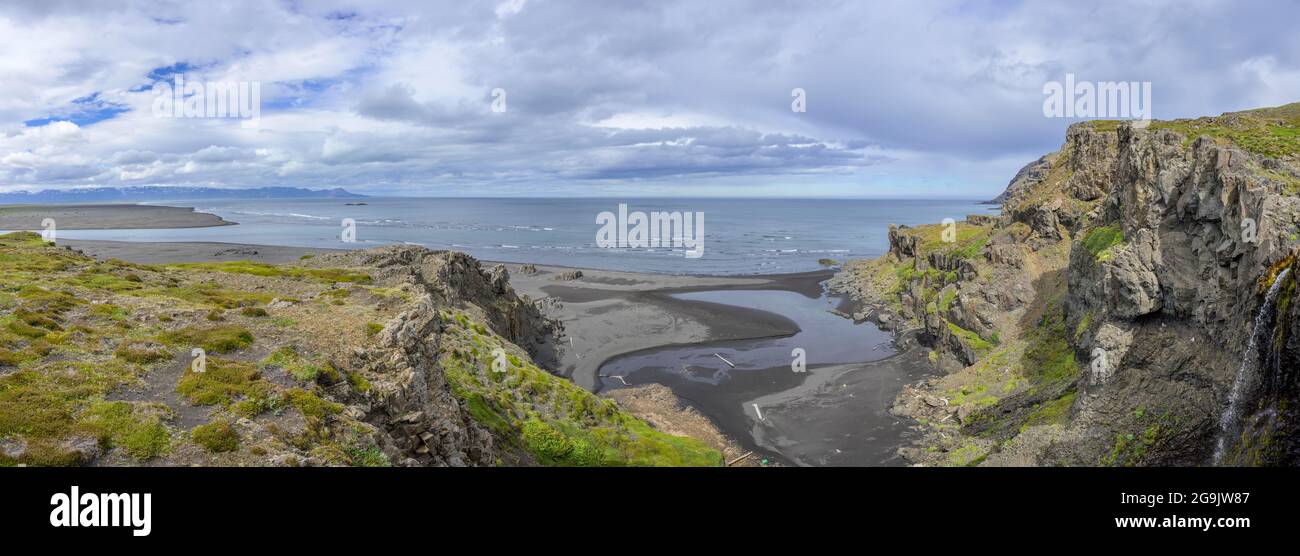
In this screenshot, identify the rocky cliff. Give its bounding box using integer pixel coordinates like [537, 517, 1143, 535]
[831, 102, 1300, 466]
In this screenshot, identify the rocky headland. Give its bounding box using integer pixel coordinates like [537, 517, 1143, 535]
[829, 102, 1300, 466]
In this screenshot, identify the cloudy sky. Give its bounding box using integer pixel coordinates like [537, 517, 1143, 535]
[1, 0, 1297, 197]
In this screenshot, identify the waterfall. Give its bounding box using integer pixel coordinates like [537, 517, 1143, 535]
[1213, 267, 1291, 465]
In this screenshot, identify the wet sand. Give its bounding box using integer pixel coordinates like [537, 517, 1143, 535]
[0, 204, 233, 230]
[60, 238, 339, 264]
[504, 264, 830, 391]
[594, 288, 934, 466]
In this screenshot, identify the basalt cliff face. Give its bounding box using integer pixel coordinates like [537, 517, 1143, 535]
[831, 103, 1300, 466]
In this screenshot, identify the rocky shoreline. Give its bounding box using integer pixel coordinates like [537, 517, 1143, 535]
[830, 103, 1300, 466]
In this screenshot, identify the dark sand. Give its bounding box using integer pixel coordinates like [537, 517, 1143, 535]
[594, 288, 934, 466]
[0, 204, 233, 230]
[60, 238, 340, 264]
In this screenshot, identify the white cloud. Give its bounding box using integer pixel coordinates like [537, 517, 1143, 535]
[0, 0, 1296, 196]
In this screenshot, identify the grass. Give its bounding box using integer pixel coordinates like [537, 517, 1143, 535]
[437, 310, 722, 467]
[1082, 226, 1125, 260]
[259, 346, 337, 383]
[1148, 103, 1300, 159]
[176, 358, 270, 406]
[0, 232, 385, 466]
[159, 325, 254, 354]
[1019, 391, 1077, 433]
[350, 446, 390, 467]
[191, 420, 239, 453]
[0, 360, 140, 466]
[946, 320, 997, 352]
[1090, 102, 1300, 160]
[938, 287, 958, 312]
[113, 340, 172, 364]
[80, 400, 171, 459]
[1021, 306, 1080, 386]
[165, 261, 371, 284]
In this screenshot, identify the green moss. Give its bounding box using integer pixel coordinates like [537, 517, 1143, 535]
[159, 325, 253, 353]
[437, 315, 721, 467]
[349, 445, 389, 467]
[946, 320, 995, 352]
[346, 371, 372, 394]
[286, 388, 342, 421]
[138, 282, 274, 309]
[1019, 391, 1077, 433]
[1147, 102, 1300, 159]
[176, 358, 269, 406]
[89, 303, 129, 321]
[1021, 306, 1080, 386]
[191, 420, 240, 453]
[259, 346, 328, 382]
[1082, 226, 1125, 260]
[523, 418, 573, 460]
[939, 288, 957, 312]
[165, 261, 371, 284]
[1074, 311, 1093, 340]
[79, 400, 171, 459]
[364, 322, 384, 337]
[239, 307, 268, 317]
[944, 440, 991, 467]
[113, 340, 172, 364]
[0, 360, 140, 465]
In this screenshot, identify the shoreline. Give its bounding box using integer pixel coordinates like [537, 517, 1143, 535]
[29, 205, 928, 466]
[0, 203, 235, 230]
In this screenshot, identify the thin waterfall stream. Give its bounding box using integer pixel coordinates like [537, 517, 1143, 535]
[1213, 267, 1291, 465]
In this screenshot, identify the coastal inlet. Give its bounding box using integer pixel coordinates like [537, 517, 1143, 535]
[596, 288, 935, 466]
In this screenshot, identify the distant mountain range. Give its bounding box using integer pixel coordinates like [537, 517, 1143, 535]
[0, 186, 366, 204]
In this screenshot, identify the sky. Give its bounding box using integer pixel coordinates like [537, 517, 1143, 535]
[0, 0, 1298, 198]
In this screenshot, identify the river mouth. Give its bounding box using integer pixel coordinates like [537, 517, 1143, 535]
[596, 288, 935, 466]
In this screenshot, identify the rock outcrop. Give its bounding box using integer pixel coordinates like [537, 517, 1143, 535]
[837, 102, 1300, 466]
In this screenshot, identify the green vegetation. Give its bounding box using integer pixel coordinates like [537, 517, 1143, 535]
[176, 358, 269, 406]
[259, 346, 336, 383]
[165, 261, 371, 284]
[80, 400, 172, 459]
[938, 288, 958, 312]
[0, 232, 388, 467]
[1090, 103, 1300, 160]
[0, 360, 140, 466]
[1149, 103, 1300, 159]
[159, 325, 254, 353]
[1020, 391, 1077, 433]
[1021, 306, 1080, 386]
[946, 320, 997, 352]
[350, 445, 389, 467]
[438, 310, 721, 466]
[346, 370, 372, 393]
[1082, 226, 1125, 260]
[113, 340, 172, 364]
[364, 322, 384, 337]
[191, 420, 240, 453]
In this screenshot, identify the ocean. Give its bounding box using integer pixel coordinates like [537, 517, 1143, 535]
[54, 197, 996, 275]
